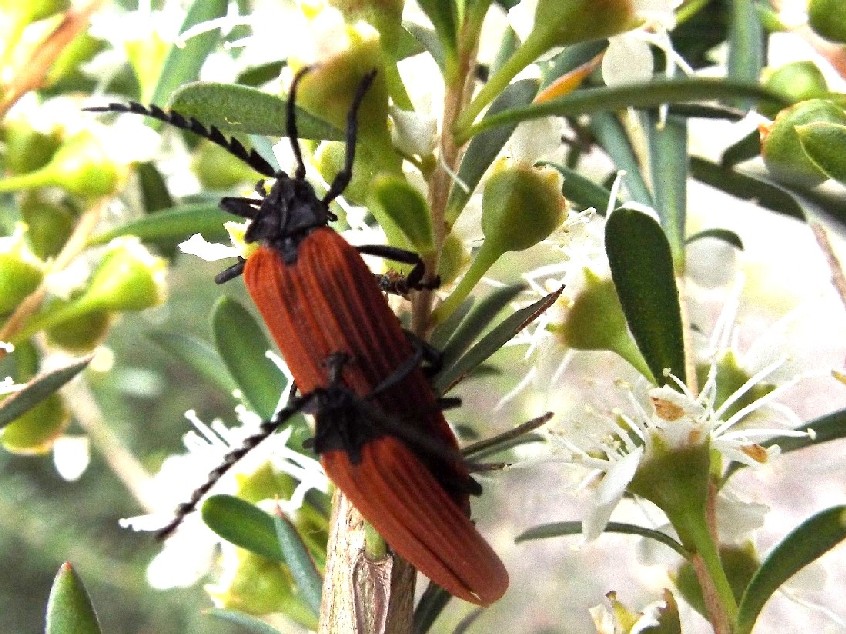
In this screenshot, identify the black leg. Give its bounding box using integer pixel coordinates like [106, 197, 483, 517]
[215, 258, 246, 284]
[356, 244, 440, 294]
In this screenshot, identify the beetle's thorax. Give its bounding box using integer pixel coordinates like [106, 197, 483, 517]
[244, 171, 334, 263]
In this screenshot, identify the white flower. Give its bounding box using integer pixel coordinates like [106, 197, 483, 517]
[122, 400, 328, 589]
[589, 590, 669, 634]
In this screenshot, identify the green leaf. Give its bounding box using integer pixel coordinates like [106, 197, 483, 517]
[212, 296, 284, 420]
[367, 175, 434, 254]
[149, 0, 229, 104]
[0, 356, 91, 429]
[542, 162, 617, 213]
[460, 79, 785, 143]
[87, 204, 231, 248]
[136, 162, 173, 212]
[205, 609, 283, 634]
[202, 494, 285, 562]
[648, 113, 688, 264]
[404, 23, 444, 71]
[724, 408, 846, 481]
[148, 331, 238, 396]
[415, 0, 457, 70]
[413, 583, 452, 634]
[170, 82, 342, 140]
[736, 506, 846, 634]
[272, 512, 322, 616]
[590, 112, 654, 207]
[515, 521, 687, 557]
[429, 297, 475, 350]
[796, 121, 846, 185]
[727, 0, 764, 109]
[445, 78, 539, 225]
[434, 287, 562, 394]
[686, 229, 744, 250]
[605, 206, 685, 385]
[689, 158, 806, 221]
[45, 562, 102, 634]
[438, 284, 524, 372]
[721, 130, 761, 167]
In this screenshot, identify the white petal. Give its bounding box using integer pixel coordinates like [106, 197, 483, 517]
[178, 233, 239, 261]
[52, 436, 91, 481]
[603, 35, 655, 86]
[584, 447, 643, 540]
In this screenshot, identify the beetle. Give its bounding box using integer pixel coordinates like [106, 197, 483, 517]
[87, 68, 508, 605]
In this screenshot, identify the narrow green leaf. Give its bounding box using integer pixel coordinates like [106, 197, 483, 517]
[689, 158, 806, 221]
[724, 408, 846, 481]
[87, 204, 231, 247]
[205, 609, 283, 634]
[415, 0, 457, 66]
[796, 121, 846, 185]
[438, 285, 524, 378]
[149, 0, 229, 104]
[429, 297, 475, 350]
[736, 506, 846, 634]
[515, 521, 687, 557]
[202, 494, 284, 562]
[606, 206, 685, 385]
[148, 331, 238, 396]
[0, 356, 91, 429]
[136, 162, 173, 212]
[272, 512, 322, 616]
[648, 113, 688, 264]
[666, 103, 748, 121]
[727, 0, 764, 109]
[590, 112, 654, 207]
[434, 287, 562, 394]
[460, 79, 785, 143]
[170, 82, 342, 140]
[404, 23, 444, 71]
[45, 562, 102, 634]
[445, 78, 539, 225]
[686, 229, 744, 250]
[721, 130, 761, 167]
[368, 175, 434, 254]
[542, 162, 617, 213]
[538, 40, 607, 90]
[212, 297, 283, 420]
[413, 583, 452, 634]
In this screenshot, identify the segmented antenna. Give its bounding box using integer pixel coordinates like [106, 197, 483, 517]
[84, 102, 276, 177]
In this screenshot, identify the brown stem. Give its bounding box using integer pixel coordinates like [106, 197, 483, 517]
[690, 552, 733, 634]
[0, 0, 104, 118]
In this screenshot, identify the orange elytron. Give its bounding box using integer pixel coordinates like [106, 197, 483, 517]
[88, 70, 508, 605]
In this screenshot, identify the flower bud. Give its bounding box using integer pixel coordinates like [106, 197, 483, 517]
[761, 99, 846, 188]
[20, 195, 75, 259]
[313, 140, 370, 204]
[46, 307, 112, 352]
[328, 0, 404, 54]
[438, 232, 469, 287]
[206, 548, 316, 627]
[0, 132, 125, 198]
[433, 162, 566, 323]
[796, 121, 846, 186]
[367, 174, 434, 257]
[761, 61, 828, 117]
[2, 121, 62, 175]
[0, 224, 44, 314]
[553, 269, 652, 381]
[808, 0, 846, 43]
[193, 140, 257, 190]
[1, 392, 70, 454]
[696, 351, 773, 422]
[80, 237, 167, 312]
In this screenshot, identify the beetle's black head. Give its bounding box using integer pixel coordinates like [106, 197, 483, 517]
[240, 169, 337, 261]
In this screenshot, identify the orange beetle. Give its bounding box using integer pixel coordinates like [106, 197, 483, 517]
[88, 70, 508, 605]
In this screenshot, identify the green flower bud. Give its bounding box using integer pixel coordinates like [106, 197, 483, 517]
[1, 392, 70, 454]
[761, 99, 846, 188]
[2, 121, 62, 175]
[20, 195, 75, 259]
[46, 306, 112, 352]
[433, 162, 566, 323]
[438, 232, 468, 287]
[81, 237, 167, 312]
[695, 351, 773, 422]
[207, 549, 317, 628]
[313, 140, 370, 205]
[328, 0, 404, 54]
[193, 140, 258, 190]
[552, 269, 653, 381]
[292, 26, 400, 176]
[761, 61, 828, 117]
[367, 174, 434, 257]
[0, 132, 125, 198]
[235, 462, 296, 504]
[0, 224, 44, 314]
[796, 121, 846, 186]
[808, 0, 846, 43]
